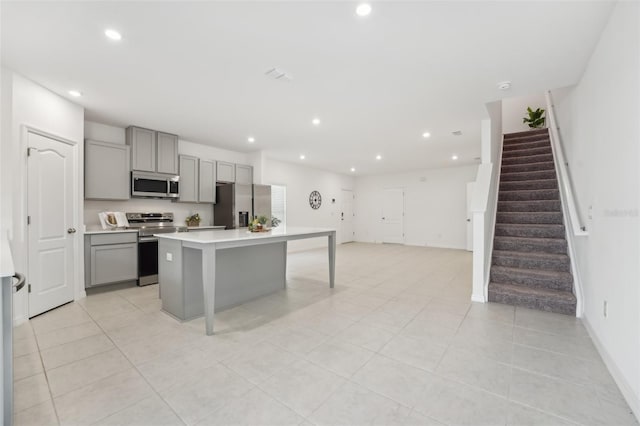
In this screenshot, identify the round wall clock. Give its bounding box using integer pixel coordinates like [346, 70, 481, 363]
[309, 190, 322, 209]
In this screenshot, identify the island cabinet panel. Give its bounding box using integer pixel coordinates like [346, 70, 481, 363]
[156, 132, 179, 174]
[235, 164, 253, 185]
[85, 140, 130, 200]
[84, 233, 138, 288]
[128, 126, 156, 172]
[216, 161, 235, 183]
[178, 155, 199, 203]
[199, 159, 216, 203]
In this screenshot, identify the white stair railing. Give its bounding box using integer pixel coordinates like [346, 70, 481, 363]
[545, 90, 587, 316]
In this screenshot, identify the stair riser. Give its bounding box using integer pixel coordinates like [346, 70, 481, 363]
[497, 213, 563, 224]
[501, 162, 555, 173]
[504, 129, 550, 139]
[500, 180, 558, 191]
[488, 289, 576, 316]
[490, 269, 573, 292]
[498, 200, 562, 212]
[501, 170, 556, 182]
[503, 141, 550, 152]
[495, 224, 565, 238]
[494, 238, 567, 254]
[502, 147, 552, 159]
[502, 154, 554, 165]
[499, 190, 560, 202]
[492, 255, 570, 273]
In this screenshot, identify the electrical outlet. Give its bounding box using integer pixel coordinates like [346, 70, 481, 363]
[603, 300, 608, 318]
[166, 252, 173, 262]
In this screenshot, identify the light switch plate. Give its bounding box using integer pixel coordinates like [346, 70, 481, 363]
[166, 252, 173, 262]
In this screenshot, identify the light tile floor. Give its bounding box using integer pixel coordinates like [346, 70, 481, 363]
[12, 243, 638, 426]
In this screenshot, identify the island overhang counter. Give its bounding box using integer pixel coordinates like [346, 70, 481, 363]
[156, 227, 336, 335]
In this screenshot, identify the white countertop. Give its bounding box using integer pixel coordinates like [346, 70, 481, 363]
[1, 236, 15, 278]
[155, 226, 335, 244]
[84, 228, 139, 235]
[187, 226, 226, 230]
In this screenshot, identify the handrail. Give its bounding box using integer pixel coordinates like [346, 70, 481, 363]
[545, 91, 588, 237]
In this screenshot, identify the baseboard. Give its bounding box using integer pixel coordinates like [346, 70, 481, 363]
[471, 294, 486, 303]
[12, 313, 28, 326]
[583, 316, 640, 422]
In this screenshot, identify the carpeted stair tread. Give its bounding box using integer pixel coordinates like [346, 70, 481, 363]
[498, 200, 561, 212]
[500, 169, 556, 182]
[500, 179, 558, 191]
[503, 140, 551, 151]
[499, 189, 560, 202]
[502, 146, 552, 158]
[501, 161, 555, 173]
[502, 153, 554, 166]
[491, 266, 573, 291]
[492, 250, 570, 272]
[504, 129, 550, 139]
[496, 211, 563, 224]
[494, 236, 567, 254]
[488, 283, 576, 315]
[495, 223, 565, 238]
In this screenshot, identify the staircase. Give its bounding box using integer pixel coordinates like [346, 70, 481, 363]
[488, 128, 576, 315]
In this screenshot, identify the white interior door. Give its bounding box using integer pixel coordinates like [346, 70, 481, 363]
[27, 131, 76, 317]
[340, 189, 354, 243]
[466, 182, 475, 252]
[381, 188, 404, 244]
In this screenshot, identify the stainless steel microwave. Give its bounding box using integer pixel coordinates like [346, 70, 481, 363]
[131, 172, 179, 199]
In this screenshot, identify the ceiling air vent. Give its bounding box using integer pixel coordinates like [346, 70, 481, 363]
[452, 130, 463, 136]
[265, 68, 292, 82]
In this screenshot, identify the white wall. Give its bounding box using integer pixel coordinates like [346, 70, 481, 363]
[262, 158, 355, 251]
[1, 70, 85, 323]
[552, 2, 640, 416]
[502, 93, 547, 134]
[355, 165, 478, 250]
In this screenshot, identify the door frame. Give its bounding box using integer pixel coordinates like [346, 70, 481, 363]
[22, 125, 84, 319]
[340, 188, 355, 244]
[380, 187, 405, 244]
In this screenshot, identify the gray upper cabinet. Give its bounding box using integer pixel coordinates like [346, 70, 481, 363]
[85, 140, 130, 200]
[199, 159, 216, 203]
[178, 155, 199, 203]
[127, 126, 156, 172]
[235, 164, 253, 185]
[157, 132, 179, 174]
[127, 126, 179, 174]
[216, 161, 235, 183]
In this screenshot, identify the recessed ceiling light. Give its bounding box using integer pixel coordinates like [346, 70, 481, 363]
[350, 167, 356, 172]
[497, 81, 511, 90]
[452, 155, 459, 160]
[68, 90, 82, 97]
[299, 154, 305, 160]
[104, 29, 122, 41]
[356, 3, 372, 16]
[312, 118, 321, 126]
[247, 137, 255, 143]
[375, 154, 382, 160]
[422, 132, 431, 138]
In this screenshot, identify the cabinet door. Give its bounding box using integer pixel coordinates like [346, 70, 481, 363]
[85, 140, 130, 200]
[216, 161, 235, 183]
[90, 243, 138, 287]
[235, 164, 253, 185]
[199, 159, 216, 203]
[156, 132, 179, 174]
[178, 155, 198, 203]
[127, 127, 156, 172]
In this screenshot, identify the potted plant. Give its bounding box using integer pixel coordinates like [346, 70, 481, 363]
[185, 213, 201, 227]
[249, 215, 270, 232]
[523, 107, 546, 128]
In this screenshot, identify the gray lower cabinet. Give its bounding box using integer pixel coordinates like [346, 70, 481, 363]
[85, 140, 130, 200]
[85, 233, 138, 288]
[235, 164, 253, 184]
[216, 161, 235, 183]
[178, 155, 216, 203]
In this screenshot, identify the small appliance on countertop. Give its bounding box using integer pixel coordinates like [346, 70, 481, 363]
[125, 212, 188, 286]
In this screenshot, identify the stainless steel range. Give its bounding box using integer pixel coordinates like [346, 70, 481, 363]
[126, 212, 188, 286]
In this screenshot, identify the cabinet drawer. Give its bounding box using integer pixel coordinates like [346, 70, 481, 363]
[90, 232, 137, 246]
[90, 243, 138, 286]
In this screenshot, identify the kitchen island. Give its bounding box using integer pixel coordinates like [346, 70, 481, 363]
[156, 227, 336, 335]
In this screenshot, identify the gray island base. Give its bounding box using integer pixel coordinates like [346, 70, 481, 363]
[156, 227, 336, 335]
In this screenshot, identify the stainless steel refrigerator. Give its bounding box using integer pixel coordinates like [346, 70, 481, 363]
[253, 184, 272, 222]
[214, 183, 253, 229]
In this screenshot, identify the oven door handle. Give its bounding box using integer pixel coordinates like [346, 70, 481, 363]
[138, 236, 159, 243]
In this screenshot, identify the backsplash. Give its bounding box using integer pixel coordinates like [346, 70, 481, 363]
[84, 199, 214, 228]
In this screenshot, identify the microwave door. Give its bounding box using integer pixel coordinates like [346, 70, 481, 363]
[133, 176, 168, 197]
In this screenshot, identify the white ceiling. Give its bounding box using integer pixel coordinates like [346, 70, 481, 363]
[1, 1, 613, 175]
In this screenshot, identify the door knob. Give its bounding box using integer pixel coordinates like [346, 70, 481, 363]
[67, 228, 76, 234]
